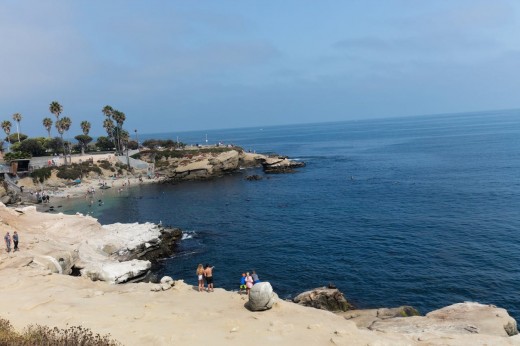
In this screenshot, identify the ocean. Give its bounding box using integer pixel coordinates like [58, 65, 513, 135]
[58, 109, 520, 319]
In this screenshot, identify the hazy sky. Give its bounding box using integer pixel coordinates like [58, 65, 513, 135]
[1, 0, 519, 137]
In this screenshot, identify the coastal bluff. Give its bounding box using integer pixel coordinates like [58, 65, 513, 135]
[138, 147, 306, 181]
[0, 204, 518, 345]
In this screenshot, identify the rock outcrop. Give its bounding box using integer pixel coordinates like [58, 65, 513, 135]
[78, 222, 182, 283]
[293, 286, 353, 312]
[0, 204, 183, 284]
[142, 148, 304, 181]
[262, 156, 305, 173]
[367, 302, 518, 337]
[246, 282, 278, 311]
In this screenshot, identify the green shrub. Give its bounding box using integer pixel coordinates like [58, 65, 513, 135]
[55, 163, 103, 180]
[4, 151, 32, 162]
[30, 167, 53, 183]
[56, 167, 82, 180]
[98, 160, 112, 170]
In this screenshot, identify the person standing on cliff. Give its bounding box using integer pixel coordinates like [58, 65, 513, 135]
[204, 264, 214, 292]
[4, 232, 11, 253]
[196, 264, 205, 292]
[13, 231, 19, 251]
[245, 272, 254, 296]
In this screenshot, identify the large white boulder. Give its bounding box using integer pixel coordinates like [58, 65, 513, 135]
[246, 282, 278, 311]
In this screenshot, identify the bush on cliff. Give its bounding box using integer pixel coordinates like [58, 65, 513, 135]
[30, 167, 53, 183]
[0, 317, 121, 346]
[56, 163, 103, 180]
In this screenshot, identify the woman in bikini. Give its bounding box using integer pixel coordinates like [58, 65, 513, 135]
[196, 264, 205, 292]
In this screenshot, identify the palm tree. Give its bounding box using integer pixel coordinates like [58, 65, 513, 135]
[1, 121, 12, 151]
[112, 110, 126, 154]
[102, 105, 113, 119]
[78, 120, 92, 155]
[56, 116, 72, 164]
[103, 118, 115, 150]
[12, 113, 22, 142]
[80, 121, 91, 135]
[49, 101, 63, 120]
[43, 117, 53, 138]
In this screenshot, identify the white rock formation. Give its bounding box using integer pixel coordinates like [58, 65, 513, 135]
[246, 282, 278, 311]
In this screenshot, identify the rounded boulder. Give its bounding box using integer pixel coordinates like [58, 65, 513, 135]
[246, 282, 277, 311]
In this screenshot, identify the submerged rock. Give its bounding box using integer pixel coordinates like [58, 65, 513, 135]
[293, 286, 353, 312]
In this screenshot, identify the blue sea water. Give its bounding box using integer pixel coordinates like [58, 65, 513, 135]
[59, 109, 520, 319]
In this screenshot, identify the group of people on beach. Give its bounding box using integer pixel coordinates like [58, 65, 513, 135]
[36, 191, 50, 203]
[196, 264, 215, 292]
[4, 231, 19, 253]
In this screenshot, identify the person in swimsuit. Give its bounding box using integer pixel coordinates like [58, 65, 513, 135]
[204, 264, 214, 292]
[196, 264, 205, 292]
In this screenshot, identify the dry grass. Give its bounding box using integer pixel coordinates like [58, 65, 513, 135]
[0, 318, 121, 346]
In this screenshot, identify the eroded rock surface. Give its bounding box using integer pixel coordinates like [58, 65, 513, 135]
[0, 204, 182, 284]
[368, 302, 518, 338]
[293, 286, 353, 312]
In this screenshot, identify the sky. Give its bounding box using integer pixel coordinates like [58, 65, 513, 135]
[1, 0, 520, 137]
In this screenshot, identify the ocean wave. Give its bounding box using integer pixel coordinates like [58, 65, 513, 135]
[182, 231, 197, 240]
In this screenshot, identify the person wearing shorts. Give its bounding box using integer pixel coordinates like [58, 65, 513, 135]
[239, 273, 246, 294]
[204, 264, 214, 292]
[196, 264, 205, 292]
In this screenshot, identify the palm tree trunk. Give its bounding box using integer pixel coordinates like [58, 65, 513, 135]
[60, 134, 67, 166]
[16, 123, 20, 142]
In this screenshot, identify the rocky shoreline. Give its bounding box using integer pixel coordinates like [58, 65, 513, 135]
[0, 147, 305, 207]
